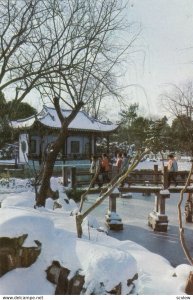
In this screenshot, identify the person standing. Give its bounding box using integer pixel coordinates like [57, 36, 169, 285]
[101, 153, 110, 184]
[89, 155, 101, 187]
[120, 153, 129, 187]
[167, 154, 178, 187]
[90, 155, 97, 175]
[121, 153, 129, 173]
[116, 152, 123, 174]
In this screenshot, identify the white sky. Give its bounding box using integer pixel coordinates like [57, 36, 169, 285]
[121, 0, 193, 119]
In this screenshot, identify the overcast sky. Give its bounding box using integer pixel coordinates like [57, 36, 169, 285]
[121, 0, 193, 119]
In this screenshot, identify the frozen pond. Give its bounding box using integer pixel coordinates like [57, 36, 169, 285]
[82, 191, 193, 267]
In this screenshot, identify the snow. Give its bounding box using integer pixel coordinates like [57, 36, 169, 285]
[0, 186, 192, 296]
[121, 192, 132, 198]
[106, 211, 122, 223]
[10, 105, 118, 132]
[136, 160, 192, 171]
[0, 189, 137, 295]
[0, 164, 193, 296]
[160, 189, 170, 195]
[10, 116, 35, 129]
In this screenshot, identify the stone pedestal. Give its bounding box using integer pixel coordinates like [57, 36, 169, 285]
[148, 211, 168, 232]
[148, 191, 170, 232]
[105, 189, 123, 230]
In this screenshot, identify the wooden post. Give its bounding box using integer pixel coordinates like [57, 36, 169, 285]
[153, 164, 159, 185]
[71, 167, 77, 190]
[163, 166, 169, 189]
[105, 189, 123, 230]
[62, 167, 68, 186]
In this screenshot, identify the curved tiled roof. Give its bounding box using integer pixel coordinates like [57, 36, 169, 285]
[10, 105, 118, 133]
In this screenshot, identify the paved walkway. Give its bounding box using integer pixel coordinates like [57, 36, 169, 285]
[84, 192, 193, 267]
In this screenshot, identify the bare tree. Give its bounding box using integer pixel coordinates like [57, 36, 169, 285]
[0, 0, 140, 206]
[161, 82, 193, 155]
[0, 0, 48, 99]
[161, 82, 193, 119]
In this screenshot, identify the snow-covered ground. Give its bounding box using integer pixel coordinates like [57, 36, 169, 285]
[0, 173, 193, 297]
[136, 159, 191, 171]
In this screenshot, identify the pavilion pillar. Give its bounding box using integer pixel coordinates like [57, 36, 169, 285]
[65, 136, 69, 159]
[105, 189, 123, 230]
[87, 134, 92, 158]
[94, 134, 97, 155]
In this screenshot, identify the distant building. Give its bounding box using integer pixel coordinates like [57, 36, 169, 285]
[10, 105, 118, 162]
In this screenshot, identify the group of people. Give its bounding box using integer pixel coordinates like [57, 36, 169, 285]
[90, 151, 179, 188]
[115, 152, 130, 174]
[89, 153, 110, 188]
[89, 152, 130, 188]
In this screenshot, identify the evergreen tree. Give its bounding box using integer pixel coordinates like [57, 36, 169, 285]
[0, 93, 37, 148]
[145, 117, 170, 156]
[120, 103, 139, 127]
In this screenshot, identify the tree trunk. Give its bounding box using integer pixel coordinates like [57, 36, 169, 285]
[36, 103, 83, 207]
[35, 129, 66, 207]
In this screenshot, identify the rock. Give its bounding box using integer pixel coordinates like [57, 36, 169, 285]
[20, 240, 41, 268]
[0, 235, 41, 277]
[127, 273, 138, 286]
[47, 262, 85, 295]
[46, 261, 138, 295]
[68, 272, 85, 295]
[53, 201, 62, 209]
[55, 266, 70, 295]
[108, 282, 122, 295]
[107, 273, 138, 295]
[46, 261, 61, 284]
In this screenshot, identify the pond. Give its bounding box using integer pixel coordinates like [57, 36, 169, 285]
[82, 191, 193, 267]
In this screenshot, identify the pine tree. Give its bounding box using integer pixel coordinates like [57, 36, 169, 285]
[145, 117, 170, 155]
